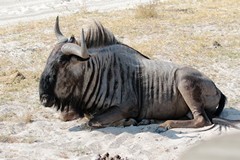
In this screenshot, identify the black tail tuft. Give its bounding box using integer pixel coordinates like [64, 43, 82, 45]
[214, 92, 227, 117]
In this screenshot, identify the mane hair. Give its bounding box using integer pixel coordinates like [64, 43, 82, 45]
[85, 20, 121, 48]
[84, 20, 150, 59]
[54, 96, 85, 118]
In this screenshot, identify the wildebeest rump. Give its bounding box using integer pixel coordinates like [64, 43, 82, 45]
[39, 17, 227, 129]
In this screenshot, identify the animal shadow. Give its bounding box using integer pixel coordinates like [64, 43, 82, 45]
[68, 123, 195, 139]
[68, 106, 240, 139]
[220, 107, 240, 120]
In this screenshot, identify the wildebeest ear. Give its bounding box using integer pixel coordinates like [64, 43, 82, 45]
[55, 16, 68, 43]
[69, 35, 78, 44]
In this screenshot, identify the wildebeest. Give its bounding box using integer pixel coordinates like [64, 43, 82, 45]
[39, 16, 228, 129]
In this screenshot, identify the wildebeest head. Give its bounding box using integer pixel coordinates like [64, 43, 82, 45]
[39, 16, 90, 113]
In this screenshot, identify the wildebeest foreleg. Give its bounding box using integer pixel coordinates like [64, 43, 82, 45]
[88, 105, 137, 128]
[60, 108, 81, 121]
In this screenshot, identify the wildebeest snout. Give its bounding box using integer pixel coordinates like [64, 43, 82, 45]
[40, 94, 55, 107]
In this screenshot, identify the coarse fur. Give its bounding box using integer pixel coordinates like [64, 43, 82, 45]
[39, 17, 232, 130]
[84, 20, 149, 59]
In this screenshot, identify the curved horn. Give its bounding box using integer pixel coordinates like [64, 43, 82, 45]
[61, 30, 90, 59]
[61, 43, 90, 59]
[55, 16, 68, 43]
[80, 29, 89, 57]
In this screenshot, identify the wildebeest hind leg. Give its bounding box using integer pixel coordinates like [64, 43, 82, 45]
[159, 113, 210, 129]
[88, 105, 136, 128]
[159, 80, 212, 129]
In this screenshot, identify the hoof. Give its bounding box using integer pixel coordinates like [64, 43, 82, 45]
[155, 127, 168, 133]
[138, 119, 151, 125]
[60, 110, 80, 121]
[88, 120, 103, 128]
[159, 120, 173, 129]
[155, 121, 173, 133]
[124, 118, 137, 126]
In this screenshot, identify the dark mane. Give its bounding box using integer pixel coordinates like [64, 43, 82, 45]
[85, 20, 121, 48]
[84, 20, 150, 59]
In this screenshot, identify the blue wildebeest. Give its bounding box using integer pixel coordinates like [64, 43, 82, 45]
[39, 17, 230, 129]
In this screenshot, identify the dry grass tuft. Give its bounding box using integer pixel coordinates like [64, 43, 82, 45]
[80, 0, 89, 14]
[0, 112, 16, 122]
[0, 110, 33, 123]
[0, 135, 18, 143]
[0, 135, 37, 143]
[18, 112, 34, 123]
[135, 1, 159, 18]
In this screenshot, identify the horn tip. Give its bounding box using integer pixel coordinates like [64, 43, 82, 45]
[56, 16, 59, 22]
[55, 16, 59, 28]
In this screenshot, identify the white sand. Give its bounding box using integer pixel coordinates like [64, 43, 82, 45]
[0, 0, 240, 160]
[0, 103, 240, 159]
[0, 0, 153, 25]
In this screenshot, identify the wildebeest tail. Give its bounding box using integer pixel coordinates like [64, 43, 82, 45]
[214, 92, 227, 117]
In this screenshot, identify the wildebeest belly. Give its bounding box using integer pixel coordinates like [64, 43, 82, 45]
[142, 95, 189, 120]
[138, 59, 189, 120]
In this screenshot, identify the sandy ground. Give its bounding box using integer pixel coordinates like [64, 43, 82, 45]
[0, 0, 240, 160]
[1, 104, 240, 160]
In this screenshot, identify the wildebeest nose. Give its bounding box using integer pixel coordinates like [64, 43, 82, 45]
[41, 97, 48, 105]
[40, 94, 54, 107]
